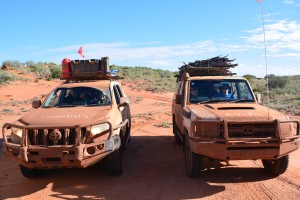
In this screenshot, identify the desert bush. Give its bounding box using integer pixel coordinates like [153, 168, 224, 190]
[30, 62, 51, 78]
[2, 60, 23, 70]
[111, 65, 176, 92]
[2, 108, 14, 113]
[23, 99, 31, 104]
[49, 65, 62, 79]
[243, 74, 256, 81]
[0, 70, 16, 84]
[25, 60, 34, 67]
[154, 122, 172, 128]
[246, 74, 299, 114]
[32, 96, 39, 101]
[136, 96, 143, 102]
[248, 78, 266, 93]
[11, 100, 21, 106]
[266, 74, 289, 89]
[18, 67, 31, 74]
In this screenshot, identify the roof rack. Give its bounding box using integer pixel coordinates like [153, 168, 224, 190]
[61, 57, 123, 81]
[176, 56, 238, 80]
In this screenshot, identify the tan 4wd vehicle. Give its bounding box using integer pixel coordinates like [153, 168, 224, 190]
[2, 58, 131, 177]
[172, 57, 300, 178]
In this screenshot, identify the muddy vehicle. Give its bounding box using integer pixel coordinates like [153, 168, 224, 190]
[2, 57, 131, 177]
[172, 57, 300, 178]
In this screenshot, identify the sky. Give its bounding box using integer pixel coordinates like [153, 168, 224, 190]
[0, 0, 300, 77]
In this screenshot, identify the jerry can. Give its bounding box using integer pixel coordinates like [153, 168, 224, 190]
[61, 58, 71, 78]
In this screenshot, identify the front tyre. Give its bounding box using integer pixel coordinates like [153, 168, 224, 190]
[106, 147, 122, 176]
[173, 116, 182, 144]
[184, 137, 202, 178]
[19, 165, 42, 178]
[262, 155, 289, 176]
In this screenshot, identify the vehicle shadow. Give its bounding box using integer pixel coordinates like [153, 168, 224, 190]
[0, 135, 276, 200]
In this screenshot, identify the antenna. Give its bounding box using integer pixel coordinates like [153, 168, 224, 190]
[257, 0, 270, 120]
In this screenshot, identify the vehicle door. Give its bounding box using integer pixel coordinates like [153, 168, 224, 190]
[173, 81, 186, 136]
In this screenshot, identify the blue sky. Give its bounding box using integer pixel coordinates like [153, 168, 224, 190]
[1, 0, 300, 77]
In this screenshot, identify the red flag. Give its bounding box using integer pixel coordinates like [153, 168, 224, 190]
[78, 46, 85, 58]
[256, 0, 262, 3]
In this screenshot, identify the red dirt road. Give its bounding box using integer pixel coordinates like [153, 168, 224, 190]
[1, 81, 300, 200]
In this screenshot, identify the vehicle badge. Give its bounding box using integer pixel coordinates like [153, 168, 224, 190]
[49, 129, 62, 144]
[243, 126, 254, 135]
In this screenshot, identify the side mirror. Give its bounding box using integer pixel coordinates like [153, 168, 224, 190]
[175, 95, 182, 104]
[119, 97, 129, 107]
[32, 100, 41, 108]
[256, 93, 262, 104]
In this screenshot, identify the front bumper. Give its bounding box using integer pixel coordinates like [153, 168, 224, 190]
[2, 120, 127, 169]
[3, 136, 120, 168]
[189, 119, 300, 161]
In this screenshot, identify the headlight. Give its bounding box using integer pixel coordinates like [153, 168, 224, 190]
[10, 127, 22, 144]
[90, 123, 110, 135]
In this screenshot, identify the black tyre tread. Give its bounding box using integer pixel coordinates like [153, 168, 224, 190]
[262, 155, 289, 176]
[106, 147, 122, 176]
[19, 165, 42, 178]
[173, 117, 182, 144]
[174, 132, 182, 144]
[184, 138, 202, 178]
[126, 109, 131, 145]
[121, 106, 131, 149]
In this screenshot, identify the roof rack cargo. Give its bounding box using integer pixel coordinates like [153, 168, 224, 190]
[176, 56, 238, 80]
[61, 57, 121, 81]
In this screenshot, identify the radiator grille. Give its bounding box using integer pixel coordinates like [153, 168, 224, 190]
[220, 123, 276, 138]
[27, 128, 86, 146]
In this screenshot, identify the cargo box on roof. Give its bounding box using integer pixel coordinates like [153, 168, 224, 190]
[61, 57, 110, 81]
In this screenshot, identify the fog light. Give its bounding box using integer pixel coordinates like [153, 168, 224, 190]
[86, 147, 96, 155]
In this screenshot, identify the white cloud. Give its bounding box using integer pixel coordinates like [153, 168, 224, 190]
[43, 41, 216, 61]
[283, 0, 295, 4]
[43, 40, 252, 71]
[243, 20, 300, 53]
[268, 52, 300, 58]
[35, 19, 299, 77]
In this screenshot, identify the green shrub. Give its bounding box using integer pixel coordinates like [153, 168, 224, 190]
[2, 60, 23, 70]
[243, 74, 256, 81]
[11, 100, 21, 106]
[0, 70, 16, 84]
[154, 122, 172, 128]
[266, 74, 289, 89]
[136, 96, 143, 102]
[2, 108, 14, 113]
[248, 78, 266, 93]
[30, 62, 51, 78]
[111, 65, 176, 92]
[49, 65, 62, 78]
[18, 67, 31, 74]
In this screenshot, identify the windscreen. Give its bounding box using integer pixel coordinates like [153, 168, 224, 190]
[43, 86, 111, 107]
[189, 79, 255, 104]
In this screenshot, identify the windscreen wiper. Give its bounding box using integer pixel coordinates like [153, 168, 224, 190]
[86, 104, 100, 107]
[43, 106, 54, 108]
[55, 105, 76, 107]
[230, 99, 255, 103]
[199, 98, 230, 104]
